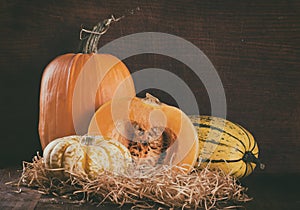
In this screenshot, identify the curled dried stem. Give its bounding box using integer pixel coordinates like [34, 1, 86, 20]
[79, 15, 124, 53]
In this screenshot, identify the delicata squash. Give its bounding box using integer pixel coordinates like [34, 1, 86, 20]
[190, 115, 265, 178]
[88, 94, 199, 173]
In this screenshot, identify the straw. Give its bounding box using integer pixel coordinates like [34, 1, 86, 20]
[18, 153, 251, 209]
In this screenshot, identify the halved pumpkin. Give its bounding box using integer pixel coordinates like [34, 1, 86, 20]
[88, 94, 199, 173]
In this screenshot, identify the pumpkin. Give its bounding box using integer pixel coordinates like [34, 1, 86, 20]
[39, 17, 135, 149]
[43, 135, 132, 178]
[88, 93, 199, 173]
[190, 115, 264, 178]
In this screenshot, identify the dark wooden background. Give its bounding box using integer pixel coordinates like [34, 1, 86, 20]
[0, 0, 299, 176]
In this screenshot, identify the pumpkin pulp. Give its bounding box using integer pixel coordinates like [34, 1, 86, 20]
[88, 94, 199, 173]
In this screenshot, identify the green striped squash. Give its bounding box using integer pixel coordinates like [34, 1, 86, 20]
[189, 115, 264, 178]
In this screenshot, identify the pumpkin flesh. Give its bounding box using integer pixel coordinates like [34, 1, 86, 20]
[88, 94, 199, 173]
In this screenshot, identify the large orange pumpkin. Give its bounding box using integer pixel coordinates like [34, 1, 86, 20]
[88, 94, 199, 173]
[39, 17, 135, 149]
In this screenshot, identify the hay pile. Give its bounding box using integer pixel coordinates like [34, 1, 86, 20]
[18, 154, 251, 209]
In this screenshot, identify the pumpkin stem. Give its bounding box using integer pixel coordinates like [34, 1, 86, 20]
[142, 93, 162, 105]
[81, 136, 96, 146]
[242, 151, 265, 170]
[79, 15, 124, 54]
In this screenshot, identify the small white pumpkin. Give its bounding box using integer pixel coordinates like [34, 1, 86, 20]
[43, 135, 132, 178]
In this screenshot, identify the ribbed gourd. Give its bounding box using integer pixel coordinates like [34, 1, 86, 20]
[190, 115, 264, 178]
[43, 135, 132, 178]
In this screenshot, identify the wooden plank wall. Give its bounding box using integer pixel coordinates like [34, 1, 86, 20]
[0, 0, 299, 174]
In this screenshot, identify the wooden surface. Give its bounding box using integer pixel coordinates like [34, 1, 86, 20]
[0, 167, 299, 210]
[0, 0, 299, 175]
